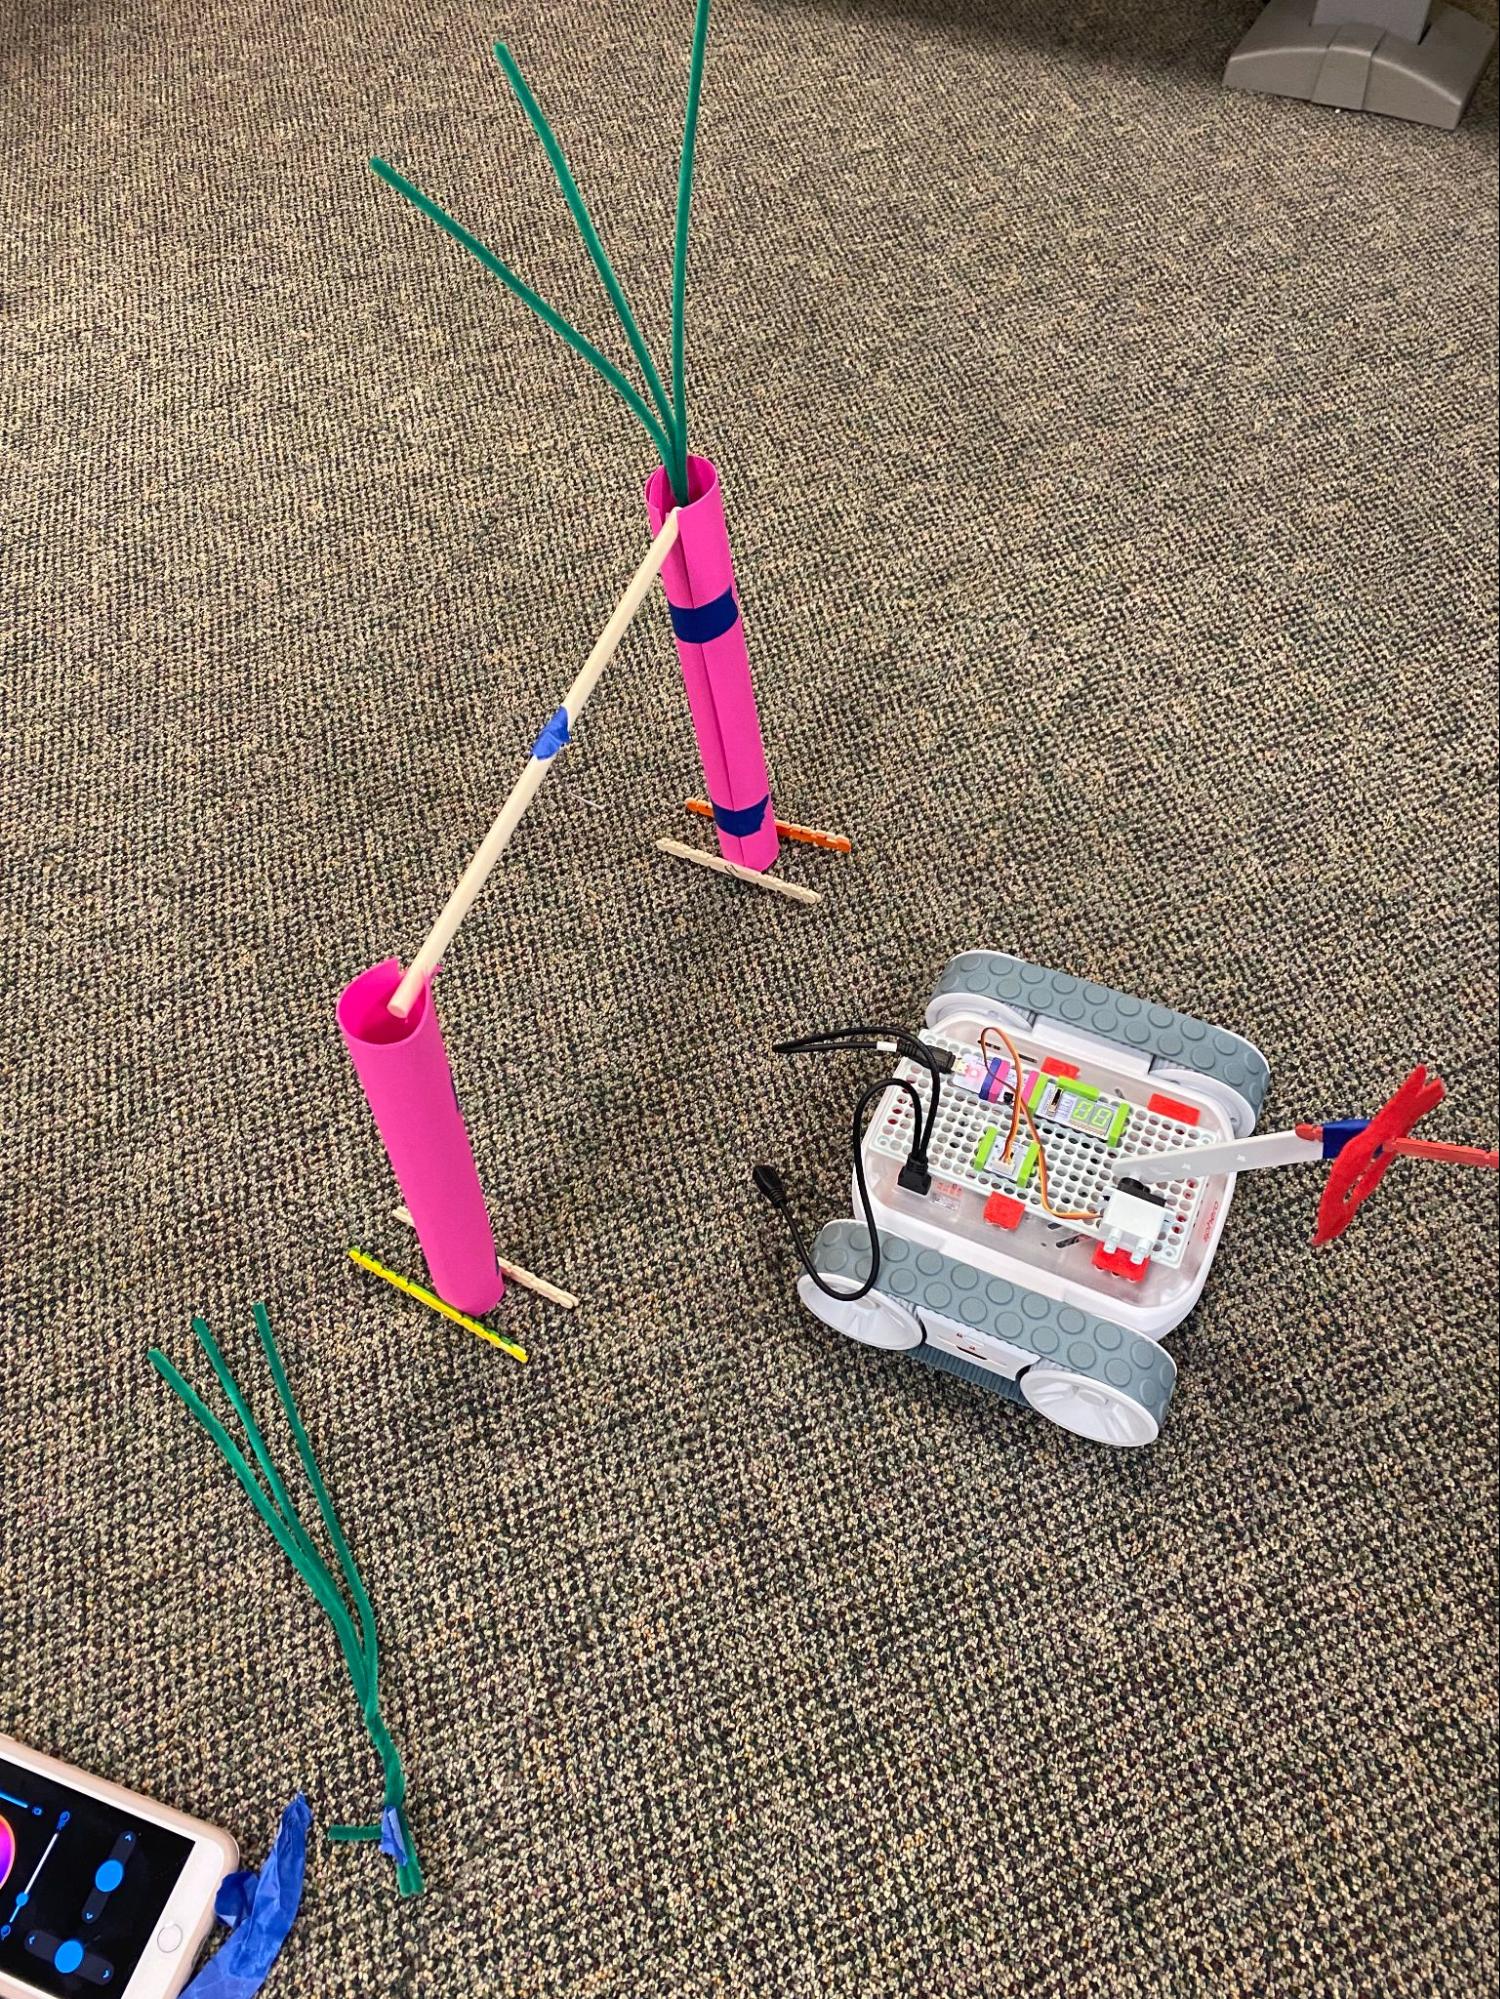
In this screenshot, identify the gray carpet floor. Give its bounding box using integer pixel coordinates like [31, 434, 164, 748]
[3, 1, 1497, 1993]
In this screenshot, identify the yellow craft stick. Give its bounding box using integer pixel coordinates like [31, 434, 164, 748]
[348, 1248, 528, 1364]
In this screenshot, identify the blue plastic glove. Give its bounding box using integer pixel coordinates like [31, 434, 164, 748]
[182, 1793, 310, 1998]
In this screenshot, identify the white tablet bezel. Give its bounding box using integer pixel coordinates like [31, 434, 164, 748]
[0, 1737, 237, 1999]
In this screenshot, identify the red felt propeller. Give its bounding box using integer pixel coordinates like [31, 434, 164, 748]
[1314, 1066, 1447, 1245]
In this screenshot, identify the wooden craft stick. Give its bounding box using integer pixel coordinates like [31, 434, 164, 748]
[389, 510, 681, 1018]
[684, 798, 851, 854]
[654, 837, 822, 906]
[348, 1247, 529, 1363]
[495, 1257, 580, 1310]
[392, 1205, 579, 1309]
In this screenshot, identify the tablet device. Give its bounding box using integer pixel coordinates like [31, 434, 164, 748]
[0, 1738, 236, 1999]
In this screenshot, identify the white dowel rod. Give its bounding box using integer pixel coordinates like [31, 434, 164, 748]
[389, 510, 680, 1018]
[392, 1205, 579, 1309]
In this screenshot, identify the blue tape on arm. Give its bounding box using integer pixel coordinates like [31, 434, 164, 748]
[1319, 1118, 1370, 1159]
[532, 706, 571, 760]
[709, 795, 769, 838]
[181, 1794, 310, 1999]
[668, 588, 739, 644]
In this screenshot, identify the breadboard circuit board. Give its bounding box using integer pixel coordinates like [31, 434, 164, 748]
[866, 1030, 1216, 1268]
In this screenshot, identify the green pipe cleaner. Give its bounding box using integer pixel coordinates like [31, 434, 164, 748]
[149, 1305, 424, 1897]
[370, 0, 715, 508]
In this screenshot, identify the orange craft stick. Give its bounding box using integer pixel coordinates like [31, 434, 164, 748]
[684, 798, 851, 854]
[1388, 1138, 1499, 1168]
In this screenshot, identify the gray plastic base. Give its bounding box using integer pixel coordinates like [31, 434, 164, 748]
[909, 1342, 1030, 1407]
[811, 1219, 1178, 1434]
[930, 950, 1272, 1125]
[1224, 0, 1496, 128]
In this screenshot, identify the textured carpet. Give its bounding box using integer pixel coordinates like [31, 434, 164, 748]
[2, 1, 1497, 1993]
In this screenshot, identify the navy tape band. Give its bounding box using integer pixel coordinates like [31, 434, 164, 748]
[711, 795, 769, 838]
[668, 588, 739, 645]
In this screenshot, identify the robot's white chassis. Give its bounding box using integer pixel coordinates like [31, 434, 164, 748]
[799, 950, 1273, 1449]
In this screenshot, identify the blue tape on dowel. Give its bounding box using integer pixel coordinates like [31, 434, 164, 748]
[668, 588, 739, 644]
[532, 707, 571, 760]
[710, 795, 770, 838]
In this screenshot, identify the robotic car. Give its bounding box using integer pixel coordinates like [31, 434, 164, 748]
[760, 950, 1494, 1450]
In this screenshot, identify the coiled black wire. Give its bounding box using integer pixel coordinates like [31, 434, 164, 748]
[757, 1022, 942, 1302]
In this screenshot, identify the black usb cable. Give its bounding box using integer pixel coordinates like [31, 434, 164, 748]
[754, 1022, 947, 1301]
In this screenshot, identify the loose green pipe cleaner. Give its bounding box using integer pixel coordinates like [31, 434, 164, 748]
[672, 0, 712, 489]
[370, 0, 714, 508]
[149, 1306, 424, 1898]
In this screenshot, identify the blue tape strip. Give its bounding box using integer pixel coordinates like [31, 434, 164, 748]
[711, 795, 769, 838]
[182, 1794, 309, 1999]
[532, 706, 570, 760]
[378, 1807, 409, 1867]
[1320, 1118, 1369, 1160]
[668, 588, 739, 645]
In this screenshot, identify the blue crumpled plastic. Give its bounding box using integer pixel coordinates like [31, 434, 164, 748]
[181, 1793, 310, 1998]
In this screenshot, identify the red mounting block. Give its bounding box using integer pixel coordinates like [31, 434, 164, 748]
[1147, 1091, 1201, 1125]
[983, 1191, 1025, 1230]
[1093, 1243, 1150, 1284]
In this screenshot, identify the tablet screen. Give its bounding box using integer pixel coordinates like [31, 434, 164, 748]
[0, 1757, 193, 1994]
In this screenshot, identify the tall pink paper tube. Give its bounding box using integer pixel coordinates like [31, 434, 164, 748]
[337, 958, 504, 1316]
[645, 454, 779, 872]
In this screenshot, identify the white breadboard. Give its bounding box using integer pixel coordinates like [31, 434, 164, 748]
[866, 1031, 1215, 1269]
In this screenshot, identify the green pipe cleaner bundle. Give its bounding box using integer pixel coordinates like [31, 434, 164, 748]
[371, 0, 713, 507]
[150, 1306, 423, 1897]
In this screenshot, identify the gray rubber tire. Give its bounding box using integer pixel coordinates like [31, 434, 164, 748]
[810, 1218, 1177, 1444]
[1018, 1329, 1177, 1447]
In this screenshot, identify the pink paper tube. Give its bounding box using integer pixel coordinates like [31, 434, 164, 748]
[644, 454, 779, 872]
[337, 958, 504, 1316]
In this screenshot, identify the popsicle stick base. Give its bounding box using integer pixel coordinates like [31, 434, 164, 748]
[654, 837, 822, 907]
[392, 1204, 579, 1310]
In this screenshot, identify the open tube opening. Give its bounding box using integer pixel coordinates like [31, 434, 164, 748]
[337, 960, 430, 1048]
